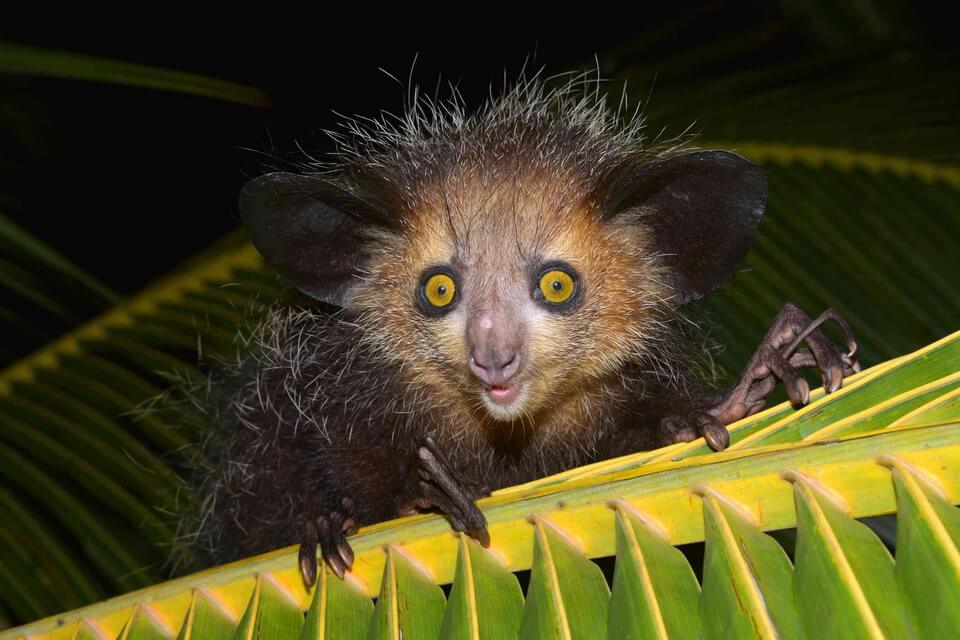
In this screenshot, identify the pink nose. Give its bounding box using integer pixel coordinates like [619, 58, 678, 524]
[469, 351, 521, 385]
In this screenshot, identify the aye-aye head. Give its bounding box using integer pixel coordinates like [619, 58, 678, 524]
[239, 79, 766, 426]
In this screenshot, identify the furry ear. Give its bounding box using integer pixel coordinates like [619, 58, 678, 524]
[609, 150, 767, 304]
[239, 172, 379, 307]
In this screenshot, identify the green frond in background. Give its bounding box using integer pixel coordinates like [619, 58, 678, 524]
[4, 332, 960, 638]
[1, 146, 956, 627]
[0, 214, 119, 362]
[0, 3, 959, 633]
[0, 42, 270, 107]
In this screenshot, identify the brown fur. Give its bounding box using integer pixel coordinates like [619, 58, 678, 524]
[183, 76, 740, 568]
[352, 166, 675, 455]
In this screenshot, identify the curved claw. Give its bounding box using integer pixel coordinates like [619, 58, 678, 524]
[299, 503, 359, 587]
[299, 520, 319, 589]
[661, 411, 730, 452]
[319, 512, 355, 579]
[696, 412, 729, 451]
[402, 438, 491, 548]
[704, 303, 861, 435]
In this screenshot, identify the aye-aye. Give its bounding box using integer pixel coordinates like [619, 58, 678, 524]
[195, 77, 859, 586]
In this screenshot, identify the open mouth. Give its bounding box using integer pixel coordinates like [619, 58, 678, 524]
[486, 383, 520, 406]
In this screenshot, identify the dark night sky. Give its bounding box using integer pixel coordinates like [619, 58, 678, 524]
[0, 5, 954, 295]
[0, 19, 666, 293]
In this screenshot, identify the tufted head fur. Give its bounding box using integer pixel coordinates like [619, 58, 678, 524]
[238, 73, 766, 451]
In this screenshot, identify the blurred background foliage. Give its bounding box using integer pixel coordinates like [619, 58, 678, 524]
[0, 1, 958, 628]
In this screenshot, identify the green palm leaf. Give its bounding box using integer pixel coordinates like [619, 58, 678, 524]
[0, 236, 273, 617]
[608, 508, 701, 638]
[0, 42, 270, 107]
[698, 490, 802, 639]
[300, 568, 373, 640]
[1, 11, 959, 634]
[520, 518, 609, 638]
[3, 332, 959, 638]
[440, 536, 523, 639]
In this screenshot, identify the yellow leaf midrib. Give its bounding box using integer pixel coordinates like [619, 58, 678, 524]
[616, 509, 669, 640]
[460, 535, 480, 640]
[702, 493, 779, 640]
[536, 520, 572, 640]
[0, 242, 262, 395]
[811, 370, 960, 440]
[794, 480, 885, 639]
[888, 462, 960, 578]
[702, 141, 960, 187]
[388, 550, 399, 640]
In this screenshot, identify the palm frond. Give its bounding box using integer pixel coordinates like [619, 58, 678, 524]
[0, 235, 273, 617]
[4, 332, 958, 638]
[1, 9, 959, 631]
[0, 41, 270, 107]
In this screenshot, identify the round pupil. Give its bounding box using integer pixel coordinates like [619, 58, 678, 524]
[551, 279, 564, 292]
[436, 284, 447, 296]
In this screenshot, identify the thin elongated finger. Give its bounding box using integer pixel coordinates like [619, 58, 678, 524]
[744, 375, 776, 412]
[784, 308, 857, 359]
[782, 312, 853, 392]
[759, 346, 810, 406]
[418, 446, 489, 542]
[843, 353, 862, 374]
[797, 328, 846, 392]
[788, 348, 817, 369]
[418, 479, 490, 546]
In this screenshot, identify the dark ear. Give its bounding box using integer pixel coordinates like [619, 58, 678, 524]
[239, 172, 377, 307]
[612, 150, 766, 303]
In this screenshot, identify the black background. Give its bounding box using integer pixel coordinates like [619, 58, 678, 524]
[3, 4, 952, 295]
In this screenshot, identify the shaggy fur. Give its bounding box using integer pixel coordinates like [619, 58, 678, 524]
[182, 73, 725, 568]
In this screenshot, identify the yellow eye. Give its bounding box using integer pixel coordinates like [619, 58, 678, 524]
[424, 273, 456, 308]
[539, 269, 575, 304]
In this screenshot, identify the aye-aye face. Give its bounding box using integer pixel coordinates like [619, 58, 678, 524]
[350, 171, 671, 423]
[240, 140, 764, 431]
[238, 82, 766, 431]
